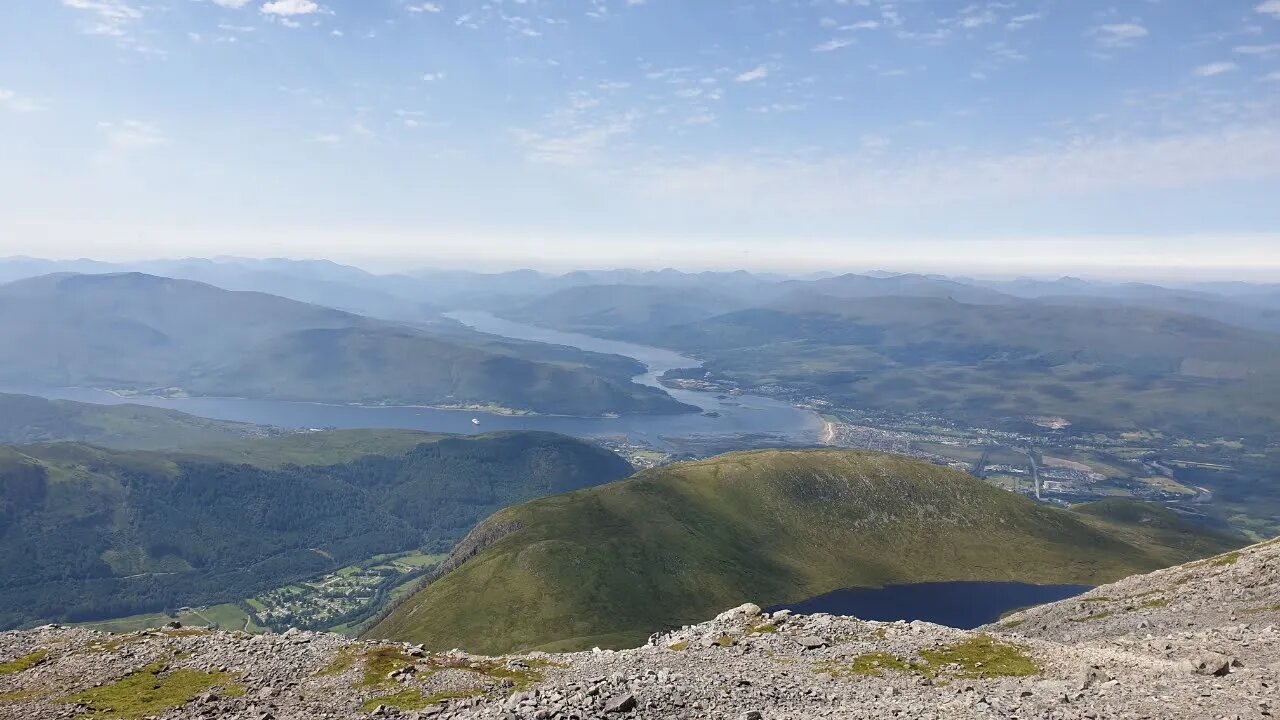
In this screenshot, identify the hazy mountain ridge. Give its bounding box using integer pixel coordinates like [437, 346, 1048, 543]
[0, 272, 694, 416]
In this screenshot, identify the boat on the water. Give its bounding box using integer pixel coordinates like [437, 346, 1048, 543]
[471, 418, 481, 425]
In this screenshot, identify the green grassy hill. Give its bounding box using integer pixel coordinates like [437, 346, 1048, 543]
[0, 393, 266, 449]
[0, 273, 692, 416]
[0, 431, 632, 630]
[366, 450, 1241, 654]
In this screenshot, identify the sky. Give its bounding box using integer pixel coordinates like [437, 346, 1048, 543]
[1, 0, 1279, 277]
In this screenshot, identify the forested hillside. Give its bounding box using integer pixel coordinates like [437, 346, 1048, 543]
[0, 431, 632, 629]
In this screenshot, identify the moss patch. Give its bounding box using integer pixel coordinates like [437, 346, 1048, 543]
[62, 662, 239, 719]
[360, 647, 418, 688]
[817, 653, 922, 678]
[920, 635, 1039, 679]
[0, 650, 48, 676]
[1069, 611, 1113, 623]
[0, 689, 47, 704]
[1137, 598, 1170, 610]
[316, 648, 358, 677]
[747, 623, 778, 635]
[1207, 551, 1241, 567]
[667, 641, 688, 652]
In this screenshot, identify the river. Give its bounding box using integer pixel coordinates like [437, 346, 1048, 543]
[7, 312, 822, 451]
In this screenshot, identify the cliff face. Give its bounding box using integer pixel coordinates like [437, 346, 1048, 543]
[0, 539, 1275, 720]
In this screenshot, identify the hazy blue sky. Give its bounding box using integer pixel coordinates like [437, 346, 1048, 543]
[2, 0, 1279, 276]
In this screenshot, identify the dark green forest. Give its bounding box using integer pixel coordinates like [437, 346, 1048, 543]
[0, 431, 632, 629]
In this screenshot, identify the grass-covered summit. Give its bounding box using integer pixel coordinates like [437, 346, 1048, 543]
[368, 449, 1240, 653]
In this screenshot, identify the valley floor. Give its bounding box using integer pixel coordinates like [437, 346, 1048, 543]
[1, 539, 1276, 719]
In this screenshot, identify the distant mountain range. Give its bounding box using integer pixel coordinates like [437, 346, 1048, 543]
[368, 449, 1242, 653]
[0, 272, 694, 417]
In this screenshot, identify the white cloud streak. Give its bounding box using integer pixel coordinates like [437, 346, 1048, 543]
[261, 0, 318, 16]
[1092, 23, 1148, 48]
[734, 65, 770, 82]
[1193, 61, 1239, 77]
[0, 89, 45, 113]
[629, 125, 1280, 216]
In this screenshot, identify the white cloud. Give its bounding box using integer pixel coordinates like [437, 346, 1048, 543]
[734, 65, 770, 82]
[260, 0, 318, 16]
[516, 117, 633, 166]
[406, 2, 441, 13]
[1234, 43, 1280, 56]
[99, 120, 164, 150]
[1006, 13, 1042, 31]
[60, 0, 143, 38]
[1193, 61, 1238, 77]
[422, 71, 447, 82]
[0, 89, 45, 113]
[309, 133, 341, 144]
[1257, 0, 1280, 18]
[812, 38, 854, 52]
[212, 0, 252, 8]
[1264, 71, 1280, 82]
[629, 125, 1280, 216]
[1093, 23, 1148, 48]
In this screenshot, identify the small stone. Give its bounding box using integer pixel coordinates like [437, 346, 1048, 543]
[604, 694, 637, 713]
[1186, 653, 1236, 677]
[795, 636, 827, 650]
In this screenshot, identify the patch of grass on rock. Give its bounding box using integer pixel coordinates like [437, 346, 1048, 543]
[1069, 611, 1113, 623]
[0, 650, 48, 675]
[667, 641, 688, 652]
[920, 635, 1039, 679]
[316, 648, 358, 677]
[0, 689, 47, 704]
[360, 647, 418, 688]
[817, 653, 923, 678]
[63, 662, 240, 719]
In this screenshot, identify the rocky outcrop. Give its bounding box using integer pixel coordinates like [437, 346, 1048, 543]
[1, 539, 1276, 719]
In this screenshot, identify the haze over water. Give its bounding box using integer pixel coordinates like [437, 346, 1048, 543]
[4, 311, 822, 451]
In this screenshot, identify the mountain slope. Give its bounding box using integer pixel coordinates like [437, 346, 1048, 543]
[0, 393, 268, 449]
[366, 450, 1240, 653]
[0, 431, 632, 629]
[0, 273, 693, 416]
[658, 294, 1280, 439]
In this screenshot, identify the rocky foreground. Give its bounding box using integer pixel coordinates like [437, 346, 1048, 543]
[2, 539, 1276, 720]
